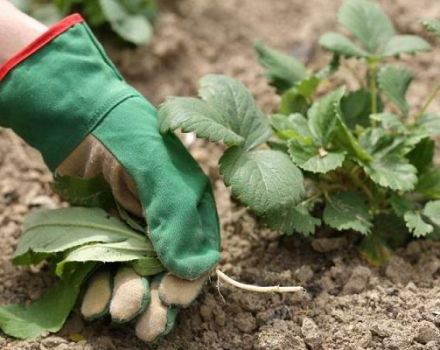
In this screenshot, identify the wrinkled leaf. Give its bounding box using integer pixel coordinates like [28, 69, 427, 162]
[319, 32, 368, 58]
[254, 41, 307, 94]
[378, 65, 413, 115]
[338, 0, 395, 53]
[404, 211, 433, 237]
[219, 147, 305, 223]
[288, 139, 345, 173]
[323, 192, 372, 234]
[341, 89, 372, 129]
[381, 35, 431, 57]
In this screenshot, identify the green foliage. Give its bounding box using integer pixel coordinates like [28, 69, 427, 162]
[320, 0, 431, 58]
[422, 19, 440, 37]
[158, 0, 440, 257]
[11, 0, 158, 45]
[0, 263, 95, 339]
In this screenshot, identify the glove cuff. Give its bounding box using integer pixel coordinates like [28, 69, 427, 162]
[0, 14, 143, 170]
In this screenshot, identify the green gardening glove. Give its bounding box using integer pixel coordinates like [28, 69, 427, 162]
[0, 14, 220, 341]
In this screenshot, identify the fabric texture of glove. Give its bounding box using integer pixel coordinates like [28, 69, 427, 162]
[0, 13, 221, 342]
[0, 13, 221, 280]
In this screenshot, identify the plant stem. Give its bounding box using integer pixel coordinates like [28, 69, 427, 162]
[346, 167, 373, 202]
[368, 60, 379, 115]
[216, 270, 306, 294]
[416, 79, 440, 120]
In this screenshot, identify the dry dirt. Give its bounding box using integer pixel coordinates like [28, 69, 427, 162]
[1, 0, 440, 349]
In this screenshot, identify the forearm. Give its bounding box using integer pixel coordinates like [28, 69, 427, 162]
[0, 0, 47, 64]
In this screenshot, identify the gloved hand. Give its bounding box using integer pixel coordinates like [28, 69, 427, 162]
[0, 14, 220, 342]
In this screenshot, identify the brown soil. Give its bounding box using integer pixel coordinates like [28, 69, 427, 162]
[2, 0, 440, 349]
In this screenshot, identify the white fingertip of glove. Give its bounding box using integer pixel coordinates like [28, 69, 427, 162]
[135, 282, 169, 342]
[81, 269, 112, 321]
[159, 272, 207, 307]
[109, 267, 150, 323]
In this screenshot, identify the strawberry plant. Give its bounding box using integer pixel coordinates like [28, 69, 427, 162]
[159, 0, 440, 263]
[11, 0, 158, 45]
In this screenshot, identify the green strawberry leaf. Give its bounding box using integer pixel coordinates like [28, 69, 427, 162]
[407, 138, 435, 173]
[219, 147, 305, 226]
[378, 65, 413, 115]
[199, 74, 272, 150]
[288, 139, 345, 173]
[340, 89, 372, 129]
[363, 154, 417, 191]
[381, 35, 431, 57]
[159, 75, 272, 150]
[423, 200, 440, 227]
[404, 211, 433, 237]
[337, 0, 395, 54]
[323, 191, 372, 234]
[319, 32, 369, 58]
[307, 87, 345, 146]
[417, 113, 440, 136]
[254, 41, 307, 94]
[416, 168, 440, 199]
[267, 203, 321, 236]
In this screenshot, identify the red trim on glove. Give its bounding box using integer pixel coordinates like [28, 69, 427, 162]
[0, 14, 84, 81]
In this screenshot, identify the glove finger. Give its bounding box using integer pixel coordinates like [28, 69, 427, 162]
[80, 269, 112, 321]
[109, 267, 150, 323]
[159, 272, 207, 308]
[135, 280, 178, 342]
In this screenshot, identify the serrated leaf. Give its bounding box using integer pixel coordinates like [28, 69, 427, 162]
[417, 113, 440, 136]
[319, 32, 369, 57]
[404, 211, 433, 237]
[422, 19, 440, 37]
[423, 200, 440, 227]
[390, 195, 416, 217]
[270, 113, 313, 141]
[199, 75, 272, 150]
[288, 139, 345, 173]
[416, 168, 440, 199]
[267, 203, 321, 236]
[278, 76, 320, 115]
[219, 147, 305, 219]
[381, 35, 431, 56]
[407, 138, 435, 173]
[308, 87, 345, 146]
[341, 89, 372, 129]
[0, 262, 95, 339]
[370, 113, 405, 133]
[378, 65, 413, 115]
[254, 41, 307, 94]
[13, 207, 155, 266]
[279, 88, 309, 116]
[323, 192, 372, 234]
[363, 154, 417, 191]
[99, 0, 153, 45]
[159, 97, 245, 146]
[338, 0, 395, 53]
[51, 174, 114, 209]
